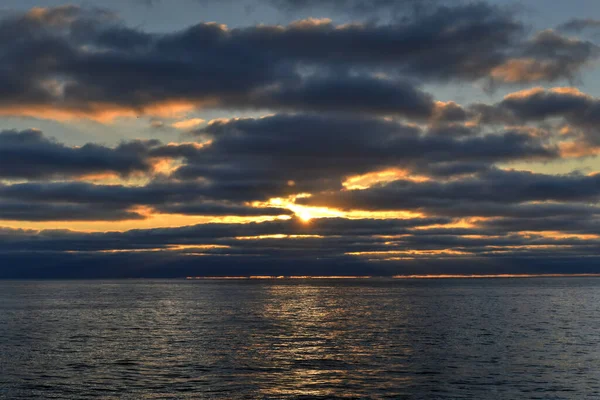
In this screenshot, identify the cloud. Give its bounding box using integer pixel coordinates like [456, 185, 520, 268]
[0, 113, 559, 222]
[152, 0, 453, 19]
[0, 201, 144, 221]
[0, 217, 451, 252]
[0, 179, 296, 221]
[245, 74, 436, 119]
[177, 113, 556, 195]
[302, 169, 600, 213]
[263, 0, 443, 17]
[488, 30, 598, 86]
[0, 4, 593, 122]
[2, 3, 600, 277]
[474, 87, 600, 146]
[155, 201, 293, 216]
[0, 110, 560, 221]
[1, 215, 599, 278]
[0, 129, 201, 180]
[557, 18, 600, 33]
[171, 118, 205, 130]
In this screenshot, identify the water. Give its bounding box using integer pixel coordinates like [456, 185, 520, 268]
[1, 278, 599, 399]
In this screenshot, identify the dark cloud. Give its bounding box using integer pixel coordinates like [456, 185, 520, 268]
[0, 201, 144, 221]
[160, 0, 454, 20]
[1, 215, 599, 278]
[486, 29, 599, 86]
[430, 102, 469, 124]
[426, 124, 478, 138]
[156, 202, 293, 216]
[478, 215, 600, 235]
[0, 129, 200, 180]
[177, 114, 556, 197]
[245, 74, 436, 119]
[4, 250, 600, 279]
[0, 180, 293, 220]
[499, 88, 596, 121]
[302, 169, 600, 213]
[7, 214, 596, 263]
[524, 30, 597, 80]
[0, 217, 451, 252]
[0, 3, 594, 122]
[474, 87, 600, 146]
[0, 113, 558, 222]
[263, 0, 443, 17]
[0, 133, 588, 223]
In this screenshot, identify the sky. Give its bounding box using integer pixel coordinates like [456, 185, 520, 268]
[2, 0, 600, 278]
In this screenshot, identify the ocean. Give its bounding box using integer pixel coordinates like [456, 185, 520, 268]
[1, 278, 599, 399]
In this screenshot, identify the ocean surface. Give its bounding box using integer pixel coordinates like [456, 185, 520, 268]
[1, 278, 599, 399]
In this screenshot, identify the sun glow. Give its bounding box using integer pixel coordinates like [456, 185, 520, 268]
[296, 209, 314, 222]
[343, 168, 430, 190]
[288, 203, 345, 221]
[259, 193, 423, 221]
[256, 194, 345, 221]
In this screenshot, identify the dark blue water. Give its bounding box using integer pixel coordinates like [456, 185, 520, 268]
[1, 278, 599, 399]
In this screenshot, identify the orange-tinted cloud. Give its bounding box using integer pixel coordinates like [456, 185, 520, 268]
[343, 169, 430, 190]
[171, 118, 206, 130]
[0, 100, 200, 123]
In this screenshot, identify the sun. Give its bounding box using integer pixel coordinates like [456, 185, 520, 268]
[287, 203, 345, 222]
[296, 209, 313, 222]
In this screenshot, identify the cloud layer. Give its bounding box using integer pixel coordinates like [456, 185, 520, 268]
[0, 3, 596, 121]
[1, 2, 600, 277]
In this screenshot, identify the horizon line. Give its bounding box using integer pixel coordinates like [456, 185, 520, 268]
[184, 274, 600, 280]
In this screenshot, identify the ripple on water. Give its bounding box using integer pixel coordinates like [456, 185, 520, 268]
[1, 278, 600, 399]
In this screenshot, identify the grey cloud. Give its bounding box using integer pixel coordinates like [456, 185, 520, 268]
[302, 169, 600, 212]
[557, 18, 600, 33]
[478, 215, 600, 235]
[264, 0, 442, 17]
[0, 113, 557, 221]
[246, 74, 436, 119]
[1, 215, 600, 278]
[475, 87, 600, 145]
[0, 129, 200, 180]
[0, 3, 590, 123]
[0, 217, 451, 252]
[0, 201, 144, 221]
[156, 202, 293, 216]
[176, 114, 556, 194]
[518, 30, 598, 82]
[0, 180, 293, 220]
[162, 0, 456, 19]
[499, 88, 596, 121]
